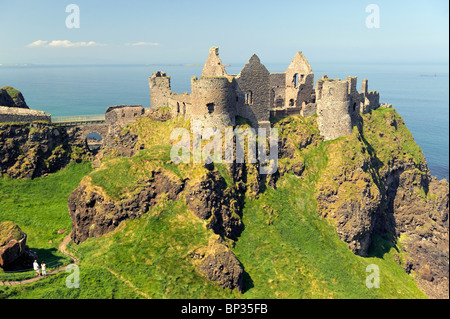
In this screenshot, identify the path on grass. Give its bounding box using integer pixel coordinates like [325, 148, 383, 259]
[0, 233, 78, 287]
[106, 267, 152, 299]
[1, 234, 152, 299]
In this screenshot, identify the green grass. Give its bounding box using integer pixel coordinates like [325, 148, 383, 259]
[2, 86, 20, 99]
[362, 108, 426, 168]
[74, 198, 239, 299]
[89, 145, 175, 200]
[233, 173, 424, 298]
[0, 265, 144, 299]
[0, 162, 93, 268]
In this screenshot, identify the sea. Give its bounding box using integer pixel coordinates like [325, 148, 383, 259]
[0, 62, 448, 181]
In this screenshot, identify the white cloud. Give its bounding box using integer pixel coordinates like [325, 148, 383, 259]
[27, 40, 105, 48]
[48, 40, 103, 48]
[126, 41, 160, 47]
[27, 40, 49, 47]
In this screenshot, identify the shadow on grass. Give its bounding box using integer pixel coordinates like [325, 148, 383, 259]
[241, 265, 254, 293]
[32, 247, 71, 267]
[367, 233, 399, 259]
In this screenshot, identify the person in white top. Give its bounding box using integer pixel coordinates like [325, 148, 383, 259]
[33, 260, 40, 277]
[41, 262, 47, 277]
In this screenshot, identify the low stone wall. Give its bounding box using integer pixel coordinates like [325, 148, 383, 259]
[0, 106, 51, 124]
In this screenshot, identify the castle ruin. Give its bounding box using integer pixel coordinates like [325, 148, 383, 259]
[149, 47, 382, 141]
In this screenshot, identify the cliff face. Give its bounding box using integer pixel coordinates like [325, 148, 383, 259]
[68, 170, 185, 244]
[0, 122, 89, 179]
[66, 108, 448, 297]
[314, 109, 449, 298]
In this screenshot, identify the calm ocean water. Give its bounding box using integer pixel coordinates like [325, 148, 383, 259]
[0, 62, 448, 180]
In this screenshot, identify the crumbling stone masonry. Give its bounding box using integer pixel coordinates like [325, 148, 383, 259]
[149, 47, 381, 140]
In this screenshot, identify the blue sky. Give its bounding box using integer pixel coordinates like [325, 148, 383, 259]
[0, 0, 448, 64]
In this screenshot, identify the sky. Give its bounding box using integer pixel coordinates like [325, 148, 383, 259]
[0, 0, 448, 65]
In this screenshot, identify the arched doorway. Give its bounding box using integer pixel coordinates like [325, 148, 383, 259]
[86, 132, 103, 153]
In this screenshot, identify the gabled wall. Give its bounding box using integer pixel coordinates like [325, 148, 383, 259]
[235, 54, 271, 128]
[284, 52, 315, 108]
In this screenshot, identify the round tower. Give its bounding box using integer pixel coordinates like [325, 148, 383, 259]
[316, 79, 353, 141]
[189, 76, 237, 129]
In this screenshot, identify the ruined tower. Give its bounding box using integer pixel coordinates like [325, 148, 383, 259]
[316, 79, 353, 141]
[149, 71, 172, 108]
[346, 76, 362, 127]
[189, 47, 237, 129]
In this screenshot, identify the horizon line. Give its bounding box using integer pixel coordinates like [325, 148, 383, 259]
[1, 61, 449, 67]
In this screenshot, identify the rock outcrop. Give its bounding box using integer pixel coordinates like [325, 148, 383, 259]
[185, 171, 243, 240]
[0, 86, 28, 109]
[68, 170, 185, 244]
[192, 237, 244, 293]
[0, 221, 37, 271]
[383, 167, 449, 299]
[0, 122, 89, 179]
[316, 135, 382, 256]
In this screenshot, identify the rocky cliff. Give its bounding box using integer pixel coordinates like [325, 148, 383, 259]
[314, 109, 449, 298]
[66, 108, 448, 297]
[0, 122, 90, 179]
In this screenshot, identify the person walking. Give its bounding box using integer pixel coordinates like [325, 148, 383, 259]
[33, 260, 40, 277]
[41, 262, 47, 277]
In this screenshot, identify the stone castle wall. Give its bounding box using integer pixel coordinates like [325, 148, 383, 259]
[284, 52, 315, 109]
[105, 105, 145, 127]
[269, 73, 286, 108]
[235, 54, 271, 127]
[0, 106, 51, 124]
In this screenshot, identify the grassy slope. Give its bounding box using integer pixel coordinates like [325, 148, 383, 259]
[0, 109, 426, 298]
[0, 162, 93, 275]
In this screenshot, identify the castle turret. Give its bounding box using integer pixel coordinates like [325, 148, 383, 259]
[190, 75, 237, 129]
[316, 79, 353, 141]
[149, 71, 172, 108]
